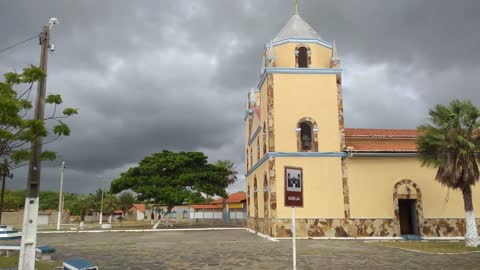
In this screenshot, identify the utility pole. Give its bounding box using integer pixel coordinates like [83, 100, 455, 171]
[56, 162, 65, 230]
[18, 18, 58, 270]
[99, 180, 105, 225]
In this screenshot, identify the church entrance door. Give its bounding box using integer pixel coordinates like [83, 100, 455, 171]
[398, 199, 418, 235]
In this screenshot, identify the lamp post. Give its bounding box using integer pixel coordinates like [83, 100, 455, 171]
[56, 162, 65, 231]
[99, 180, 105, 225]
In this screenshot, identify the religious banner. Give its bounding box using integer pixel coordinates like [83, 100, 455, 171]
[284, 166, 303, 207]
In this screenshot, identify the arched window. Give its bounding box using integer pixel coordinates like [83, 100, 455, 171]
[250, 148, 253, 166]
[246, 149, 249, 170]
[182, 210, 188, 219]
[262, 122, 267, 156]
[298, 46, 308, 68]
[257, 137, 260, 160]
[297, 117, 318, 152]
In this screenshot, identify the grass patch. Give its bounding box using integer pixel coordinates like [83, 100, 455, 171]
[0, 256, 62, 270]
[375, 241, 480, 254]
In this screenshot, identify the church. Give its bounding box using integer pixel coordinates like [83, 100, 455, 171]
[244, 12, 480, 238]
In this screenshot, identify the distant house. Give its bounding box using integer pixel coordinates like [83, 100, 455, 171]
[211, 192, 247, 222]
[190, 204, 222, 223]
[126, 204, 146, 221]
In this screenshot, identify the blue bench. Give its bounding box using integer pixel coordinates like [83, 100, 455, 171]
[63, 258, 98, 270]
[36, 245, 56, 261]
[0, 226, 21, 240]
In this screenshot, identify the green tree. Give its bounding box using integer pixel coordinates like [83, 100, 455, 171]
[117, 192, 136, 213]
[417, 100, 480, 247]
[111, 151, 230, 216]
[39, 191, 59, 210]
[0, 66, 78, 223]
[2, 189, 25, 210]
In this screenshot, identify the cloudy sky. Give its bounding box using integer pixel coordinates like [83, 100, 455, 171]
[1, 0, 479, 195]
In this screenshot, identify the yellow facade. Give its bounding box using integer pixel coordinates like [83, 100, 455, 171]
[273, 73, 340, 152]
[348, 157, 480, 218]
[274, 157, 344, 219]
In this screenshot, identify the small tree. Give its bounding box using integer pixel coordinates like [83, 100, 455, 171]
[111, 151, 230, 224]
[117, 192, 136, 214]
[214, 160, 238, 223]
[0, 66, 78, 223]
[417, 100, 480, 247]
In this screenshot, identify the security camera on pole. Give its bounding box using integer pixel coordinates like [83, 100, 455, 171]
[18, 17, 59, 270]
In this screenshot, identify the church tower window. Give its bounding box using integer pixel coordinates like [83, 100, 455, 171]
[297, 118, 318, 152]
[298, 46, 308, 68]
[300, 122, 313, 150]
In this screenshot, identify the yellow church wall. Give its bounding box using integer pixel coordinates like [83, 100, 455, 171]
[348, 157, 480, 218]
[246, 161, 269, 218]
[267, 43, 333, 68]
[274, 157, 344, 219]
[273, 73, 340, 152]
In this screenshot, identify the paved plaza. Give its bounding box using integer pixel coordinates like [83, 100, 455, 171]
[24, 230, 480, 269]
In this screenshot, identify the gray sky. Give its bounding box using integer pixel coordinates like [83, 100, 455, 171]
[0, 0, 479, 194]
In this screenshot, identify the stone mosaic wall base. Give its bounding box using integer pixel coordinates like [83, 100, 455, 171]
[248, 217, 480, 238]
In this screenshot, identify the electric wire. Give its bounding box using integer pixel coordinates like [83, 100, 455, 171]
[0, 33, 40, 54]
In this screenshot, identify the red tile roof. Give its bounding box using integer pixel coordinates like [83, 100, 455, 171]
[212, 192, 247, 204]
[190, 204, 220, 209]
[130, 204, 146, 212]
[346, 142, 418, 152]
[345, 128, 418, 152]
[345, 128, 417, 138]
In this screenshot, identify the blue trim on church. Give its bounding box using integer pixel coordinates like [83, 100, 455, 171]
[265, 38, 333, 50]
[245, 152, 347, 177]
[248, 125, 262, 146]
[257, 67, 343, 89]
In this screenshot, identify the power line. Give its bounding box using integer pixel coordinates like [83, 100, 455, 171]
[0, 33, 40, 55]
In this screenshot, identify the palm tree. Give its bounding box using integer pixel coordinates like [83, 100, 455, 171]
[417, 100, 480, 247]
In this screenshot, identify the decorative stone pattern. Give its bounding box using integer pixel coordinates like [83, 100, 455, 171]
[275, 218, 399, 238]
[421, 218, 480, 237]
[267, 73, 275, 152]
[393, 179, 423, 235]
[250, 215, 480, 238]
[296, 117, 319, 152]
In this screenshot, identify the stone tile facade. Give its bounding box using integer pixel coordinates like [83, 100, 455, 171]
[248, 217, 480, 238]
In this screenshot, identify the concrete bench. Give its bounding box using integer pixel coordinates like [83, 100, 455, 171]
[0, 244, 21, 257]
[63, 258, 99, 270]
[35, 245, 56, 261]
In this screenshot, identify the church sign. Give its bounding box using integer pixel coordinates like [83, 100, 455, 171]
[284, 166, 303, 207]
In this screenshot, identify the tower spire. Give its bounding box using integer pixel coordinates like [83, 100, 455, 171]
[295, 0, 299, 15]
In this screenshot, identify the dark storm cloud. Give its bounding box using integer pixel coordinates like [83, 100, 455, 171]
[1, 0, 479, 193]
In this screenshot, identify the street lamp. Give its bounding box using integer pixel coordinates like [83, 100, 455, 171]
[56, 162, 65, 231]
